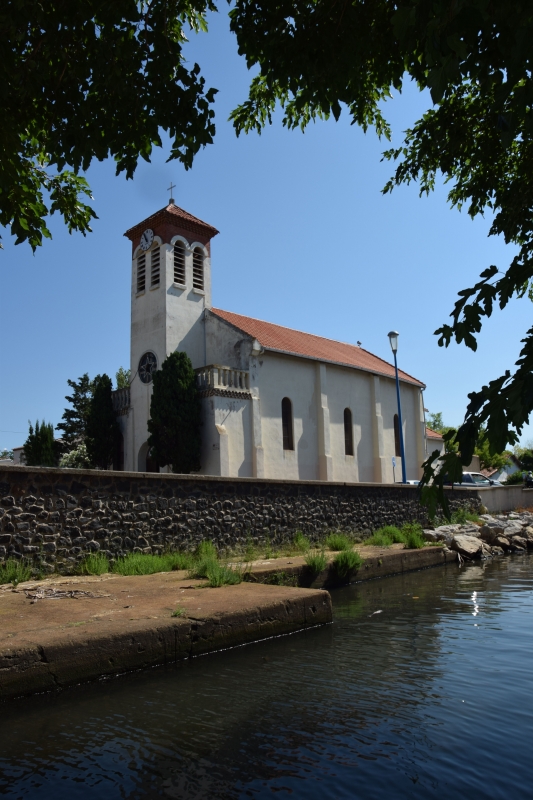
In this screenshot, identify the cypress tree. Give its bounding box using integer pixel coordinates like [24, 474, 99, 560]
[23, 421, 57, 466]
[56, 374, 95, 447]
[147, 352, 201, 473]
[85, 374, 121, 470]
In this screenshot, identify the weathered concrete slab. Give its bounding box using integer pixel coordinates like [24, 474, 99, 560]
[0, 574, 331, 700]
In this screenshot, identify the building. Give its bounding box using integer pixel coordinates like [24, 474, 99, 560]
[116, 203, 428, 482]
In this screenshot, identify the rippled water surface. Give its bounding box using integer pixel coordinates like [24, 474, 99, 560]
[2, 555, 533, 799]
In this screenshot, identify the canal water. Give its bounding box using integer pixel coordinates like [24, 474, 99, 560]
[1, 554, 533, 799]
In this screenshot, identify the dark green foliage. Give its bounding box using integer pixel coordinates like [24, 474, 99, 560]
[56, 374, 95, 447]
[400, 522, 425, 550]
[23, 420, 58, 466]
[228, 0, 533, 518]
[147, 352, 201, 473]
[78, 553, 110, 576]
[506, 471, 525, 485]
[366, 526, 404, 547]
[520, 451, 533, 471]
[112, 552, 194, 576]
[2, 1, 216, 250]
[115, 367, 131, 389]
[85, 374, 121, 470]
[205, 563, 243, 587]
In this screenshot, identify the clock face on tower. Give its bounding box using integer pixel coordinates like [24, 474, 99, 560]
[140, 228, 154, 250]
[138, 351, 157, 384]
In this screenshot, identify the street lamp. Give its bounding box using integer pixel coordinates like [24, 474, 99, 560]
[388, 330, 407, 484]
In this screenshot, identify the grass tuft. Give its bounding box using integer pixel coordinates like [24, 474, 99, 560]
[78, 552, 110, 576]
[325, 532, 352, 551]
[0, 558, 32, 586]
[332, 550, 363, 579]
[188, 540, 219, 579]
[171, 606, 187, 618]
[113, 552, 192, 576]
[205, 562, 243, 587]
[262, 571, 299, 587]
[400, 522, 426, 549]
[293, 531, 310, 553]
[305, 550, 328, 578]
[365, 526, 404, 547]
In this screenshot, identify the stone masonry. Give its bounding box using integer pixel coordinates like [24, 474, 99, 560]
[0, 466, 481, 574]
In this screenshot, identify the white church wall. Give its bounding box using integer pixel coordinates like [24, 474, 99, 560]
[327, 365, 374, 483]
[257, 353, 319, 481]
[199, 395, 253, 478]
[205, 312, 252, 370]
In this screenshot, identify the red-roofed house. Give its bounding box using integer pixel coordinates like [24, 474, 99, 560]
[118, 204, 428, 481]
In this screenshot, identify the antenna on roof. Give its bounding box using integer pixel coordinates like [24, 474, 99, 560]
[357, 341, 362, 347]
[167, 181, 176, 205]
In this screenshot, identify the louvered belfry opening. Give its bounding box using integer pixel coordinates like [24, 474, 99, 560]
[394, 414, 401, 457]
[344, 408, 354, 456]
[174, 241, 186, 284]
[137, 252, 146, 293]
[150, 246, 161, 288]
[192, 247, 204, 290]
[281, 397, 294, 451]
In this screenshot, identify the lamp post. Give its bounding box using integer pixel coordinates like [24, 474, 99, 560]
[388, 331, 407, 484]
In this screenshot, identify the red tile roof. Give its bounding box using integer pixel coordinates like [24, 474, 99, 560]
[211, 308, 424, 386]
[124, 204, 219, 241]
[426, 427, 444, 440]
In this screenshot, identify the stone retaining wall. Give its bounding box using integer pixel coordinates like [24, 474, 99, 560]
[0, 466, 481, 574]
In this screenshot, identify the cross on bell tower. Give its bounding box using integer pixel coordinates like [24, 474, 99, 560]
[167, 181, 176, 205]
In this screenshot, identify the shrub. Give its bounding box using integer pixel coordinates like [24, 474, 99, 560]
[0, 558, 32, 586]
[400, 522, 426, 549]
[506, 471, 525, 486]
[205, 562, 243, 587]
[293, 531, 310, 552]
[305, 550, 328, 577]
[325, 532, 352, 551]
[78, 552, 110, 575]
[332, 550, 363, 579]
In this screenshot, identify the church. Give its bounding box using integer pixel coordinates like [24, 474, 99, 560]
[114, 202, 427, 482]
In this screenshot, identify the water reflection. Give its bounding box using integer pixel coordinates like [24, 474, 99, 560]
[1, 556, 533, 799]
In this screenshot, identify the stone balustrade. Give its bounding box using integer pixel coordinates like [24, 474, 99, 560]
[195, 365, 250, 393]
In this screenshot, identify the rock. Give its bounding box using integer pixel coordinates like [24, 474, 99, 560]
[491, 546, 504, 556]
[423, 530, 438, 542]
[479, 524, 504, 543]
[458, 524, 481, 537]
[481, 542, 493, 558]
[451, 535, 483, 559]
[493, 535, 510, 551]
[510, 537, 527, 552]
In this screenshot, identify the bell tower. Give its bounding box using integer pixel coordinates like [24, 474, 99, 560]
[122, 203, 219, 471]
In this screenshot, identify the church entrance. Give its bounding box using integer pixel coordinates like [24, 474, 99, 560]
[138, 442, 159, 473]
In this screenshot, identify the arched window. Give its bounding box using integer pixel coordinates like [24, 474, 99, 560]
[192, 247, 204, 290]
[344, 408, 354, 456]
[136, 252, 146, 293]
[174, 241, 186, 284]
[394, 414, 401, 457]
[150, 246, 161, 288]
[281, 397, 294, 451]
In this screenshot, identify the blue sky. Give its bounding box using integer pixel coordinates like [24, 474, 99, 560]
[1, 11, 530, 452]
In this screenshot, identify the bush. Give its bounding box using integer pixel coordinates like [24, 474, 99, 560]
[0, 558, 32, 586]
[400, 522, 426, 549]
[78, 552, 110, 575]
[332, 550, 363, 579]
[305, 550, 328, 577]
[505, 471, 524, 485]
[450, 507, 482, 524]
[293, 531, 310, 552]
[325, 532, 352, 551]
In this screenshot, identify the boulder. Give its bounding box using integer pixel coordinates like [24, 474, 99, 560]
[522, 526, 533, 546]
[423, 530, 438, 542]
[510, 536, 527, 552]
[451, 534, 483, 559]
[481, 542, 493, 558]
[492, 546, 504, 556]
[493, 535, 510, 551]
[479, 524, 505, 544]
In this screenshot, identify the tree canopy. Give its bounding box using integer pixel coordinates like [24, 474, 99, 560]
[229, 0, 533, 515]
[2, 0, 216, 250]
[56, 374, 95, 448]
[85, 374, 121, 469]
[23, 420, 57, 467]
